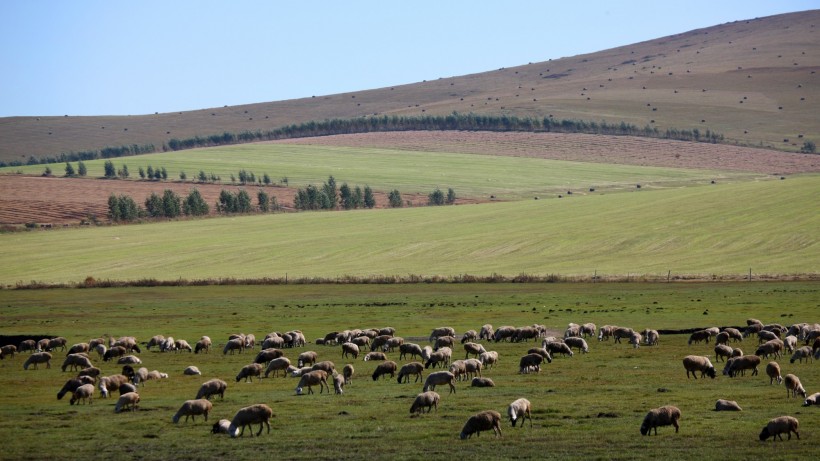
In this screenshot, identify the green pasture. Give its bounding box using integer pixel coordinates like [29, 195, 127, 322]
[1, 143, 754, 200]
[1, 175, 818, 286]
[0, 282, 817, 460]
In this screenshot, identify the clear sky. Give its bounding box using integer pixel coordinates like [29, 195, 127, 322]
[1, 1, 816, 117]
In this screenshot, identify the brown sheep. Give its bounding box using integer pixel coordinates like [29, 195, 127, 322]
[264, 357, 291, 378]
[471, 377, 495, 387]
[0, 344, 17, 359]
[254, 348, 284, 365]
[196, 379, 227, 400]
[463, 342, 486, 359]
[342, 364, 354, 384]
[423, 371, 456, 394]
[295, 370, 329, 395]
[371, 361, 398, 381]
[460, 410, 502, 439]
[759, 416, 799, 442]
[114, 392, 140, 413]
[688, 330, 711, 345]
[397, 362, 424, 384]
[297, 351, 318, 367]
[640, 405, 681, 436]
[410, 391, 440, 414]
[784, 374, 807, 399]
[229, 404, 273, 437]
[173, 399, 213, 423]
[714, 399, 742, 411]
[235, 363, 263, 383]
[23, 352, 52, 370]
[682, 355, 716, 379]
[766, 361, 783, 385]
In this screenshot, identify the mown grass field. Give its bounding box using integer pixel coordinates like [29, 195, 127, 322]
[1, 174, 817, 286]
[2, 143, 753, 200]
[0, 282, 817, 460]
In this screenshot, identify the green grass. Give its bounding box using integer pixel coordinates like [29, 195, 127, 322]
[0, 282, 818, 460]
[1, 175, 817, 286]
[1, 143, 753, 199]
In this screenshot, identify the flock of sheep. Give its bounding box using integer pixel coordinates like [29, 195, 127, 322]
[3, 317, 818, 442]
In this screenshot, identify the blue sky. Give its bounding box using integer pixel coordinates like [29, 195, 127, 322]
[1, 1, 815, 116]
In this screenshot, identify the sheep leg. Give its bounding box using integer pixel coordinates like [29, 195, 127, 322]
[672, 419, 679, 433]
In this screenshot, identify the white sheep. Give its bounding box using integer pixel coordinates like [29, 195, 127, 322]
[196, 379, 227, 400]
[264, 357, 291, 378]
[223, 338, 244, 355]
[802, 392, 820, 407]
[463, 342, 486, 359]
[23, 351, 52, 370]
[114, 392, 140, 413]
[57, 377, 93, 400]
[784, 374, 807, 399]
[759, 416, 799, 442]
[98, 374, 130, 398]
[228, 404, 273, 438]
[640, 405, 681, 436]
[789, 346, 813, 364]
[508, 398, 532, 428]
[714, 399, 742, 411]
[172, 399, 213, 423]
[175, 339, 193, 352]
[479, 324, 494, 341]
[333, 373, 345, 394]
[297, 351, 318, 367]
[479, 351, 499, 369]
[423, 371, 456, 394]
[563, 337, 589, 353]
[643, 329, 660, 346]
[61, 353, 93, 372]
[714, 344, 734, 362]
[195, 336, 211, 354]
[183, 366, 202, 376]
[460, 410, 502, 439]
[212, 419, 231, 435]
[410, 391, 440, 414]
[342, 342, 360, 359]
[70, 383, 95, 405]
[343, 364, 354, 385]
[116, 355, 141, 365]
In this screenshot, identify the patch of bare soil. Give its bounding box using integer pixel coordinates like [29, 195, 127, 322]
[272, 131, 820, 174]
[0, 175, 474, 226]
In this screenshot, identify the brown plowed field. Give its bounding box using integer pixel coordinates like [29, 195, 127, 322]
[273, 131, 820, 174]
[0, 175, 456, 226]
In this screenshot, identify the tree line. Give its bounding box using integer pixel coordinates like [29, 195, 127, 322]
[3, 144, 155, 168]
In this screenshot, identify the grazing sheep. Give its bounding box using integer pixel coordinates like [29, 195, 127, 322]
[174, 339, 192, 352]
[351, 336, 370, 348]
[543, 340, 573, 358]
[410, 391, 440, 414]
[423, 371, 456, 394]
[184, 366, 201, 376]
[479, 324, 494, 341]
[223, 338, 244, 355]
[244, 333, 256, 349]
[803, 392, 820, 406]
[264, 357, 291, 378]
[132, 367, 149, 386]
[236, 363, 264, 383]
[118, 383, 137, 395]
[117, 355, 141, 365]
[758, 330, 779, 343]
[629, 331, 642, 348]
[714, 399, 742, 411]
[723, 355, 761, 377]
[508, 398, 532, 428]
[766, 362, 783, 385]
[479, 350, 499, 369]
[424, 349, 452, 369]
[464, 358, 482, 379]
[612, 327, 634, 344]
[68, 384, 94, 405]
[715, 332, 730, 346]
[460, 410, 502, 439]
[493, 326, 516, 342]
[471, 377, 495, 387]
[228, 404, 273, 438]
[288, 366, 313, 377]
[397, 362, 425, 384]
[61, 353, 93, 372]
[173, 399, 213, 423]
[564, 337, 589, 353]
[759, 416, 799, 442]
[46, 337, 68, 352]
[398, 342, 422, 360]
[784, 374, 807, 399]
[114, 392, 140, 413]
[333, 373, 345, 394]
[640, 405, 681, 436]
[429, 327, 455, 342]
[196, 379, 227, 400]
[194, 338, 211, 354]
[370, 335, 391, 352]
[688, 330, 711, 345]
[598, 325, 614, 341]
[311, 360, 335, 375]
[363, 351, 386, 362]
[254, 348, 284, 366]
[434, 336, 456, 350]
[23, 352, 52, 370]
[372, 361, 398, 381]
[463, 342, 486, 359]
[0, 344, 17, 360]
[448, 360, 467, 381]
[519, 353, 545, 374]
[581, 323, 597, 338]
[783, 335, 798, 353]
[77, 366, 100, 381]
[722, 328, 743, 342]
[755, 339, 784, 359]
[121, 365, 136, 380]
[642, 329, 659, 346]
[732, 348, 744, 358]
[103, 346, 126, 362]
[421, 346, 433, 361]
[682, 356, 716, 379]
[297, 351, 318, 367]
[66, 343, 89, 356]
[343, 364, 354, 384]
[714, 344, 734, 362]
[564, 323, 581, 338]
[262, 335, 285, 350]
[212, 419, 231, 435]
[58, 377, 92, 400]
[461, 330, 478, 344]
[295, 370, 329, 395]
[790, 346, 813, 364]
[342, 342, 360, 360]
[18, 339, 36, 353]
[98, 374, 130, 398]
[146, 335, 165, 350]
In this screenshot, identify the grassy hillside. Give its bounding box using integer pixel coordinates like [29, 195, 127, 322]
[2, 175, 816, 286]
[0, 10, 817, 162]
[0, 283, 817, 460]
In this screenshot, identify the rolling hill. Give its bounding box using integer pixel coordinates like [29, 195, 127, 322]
[0, 9, 817, 163]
